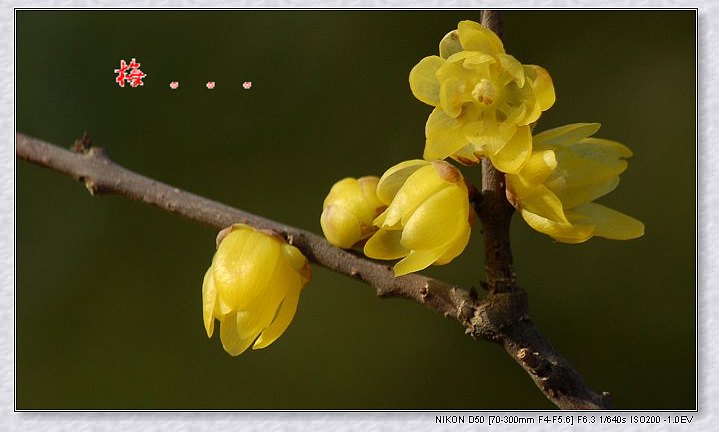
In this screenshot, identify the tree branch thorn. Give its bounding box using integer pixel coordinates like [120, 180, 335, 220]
[517, 348, 551, 377]
[71, 131, 92, 154]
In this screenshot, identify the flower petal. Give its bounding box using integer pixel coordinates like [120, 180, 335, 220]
[202, 268, 217, 337]
[281, 243, 311, 282]
[489, 124, 532, 174]
[320, 204, 362, 249]
[376, 159, 429, 205]
[218, 293, 233, 316]
[465, 115, 517, 156]
[567, 203, 645, 240]
[358, 176, 385, 211]
[510, 182, 569, 224]
[520, 98, 542, 126]
[253, 285, 301, 350]
[363, 229, 409, 260]
[392, 165, 450, 227]
[439, 77, 466, 118]
[235, 267, 293, 341]
[439, 30, 463, 59]
[516, 149, 557, 186]
[546, 148, 626, 208]
[568, 138, 633, 173]
[502, 102, 527, 125]
[524, 65, 555, 110]
[400, 185, 468, 251]
[434, 224, 471, 265]
[457, 20, 504, 56]
[498, 54, 525, 87]
[219, 312, 255, 356]
[424, 108, 472, 161]
[372, 207, 390, 228]
[409, 56, 444, 106]
[534, 123, 602, 149]
[323, 177, 359, 205]
[520, 209, 595, 244]
[460, 52, 496, 72]
[393, 248, 448, 276]
[436, 53, 484, 92]
[379, 181, 447, 229]
[554, 176, 620, 210]
[323, 178, 377, 223]
[213, 229, 281, 311]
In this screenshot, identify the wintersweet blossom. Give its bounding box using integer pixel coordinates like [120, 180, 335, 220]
[364, 160, 472, 276]
[506, 123, 644, 243]
[202, 224, 311, 356]
[409, 20, 555, 173]
[320, 176, 387, 248]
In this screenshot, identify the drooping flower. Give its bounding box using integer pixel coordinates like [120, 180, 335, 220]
[409, 20, 555, 173]
[320, 176, 387, 248]
[505, 123, 645, 243]
[202, 224, 311, 356]
[364, 160, 472, 276]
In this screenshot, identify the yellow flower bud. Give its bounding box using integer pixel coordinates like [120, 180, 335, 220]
[409, 20, 555, 173]
[320, 176, 387, 248]
[506, 123, 645, 243]
[364, 160, 472, 276]
[202, 224, 311, 356]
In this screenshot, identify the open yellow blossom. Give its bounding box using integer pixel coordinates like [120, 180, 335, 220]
[506, 123, 645, 243]
[409, 20, 555, 173]
[364, 160, 472, 276]
[320, 176, 387, 248]
[202, 224, 311, 356]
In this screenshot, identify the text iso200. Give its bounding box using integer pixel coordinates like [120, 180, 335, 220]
[630, 416, 662, 424]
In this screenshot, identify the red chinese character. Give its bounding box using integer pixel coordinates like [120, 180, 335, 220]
[115, 58, 146, 88]
[114, 60, 129, 87]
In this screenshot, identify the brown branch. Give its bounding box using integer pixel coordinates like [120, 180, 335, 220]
[470, 10, 613, 409]
[16, 132, 476, 325]
[479, 10, 516, 295]
[16, 128, 612, 409]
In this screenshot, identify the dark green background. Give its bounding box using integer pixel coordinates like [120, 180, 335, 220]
[16, 10, 696, 409]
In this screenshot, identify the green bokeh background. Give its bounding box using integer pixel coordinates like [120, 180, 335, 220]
[16, 10, 695, 410]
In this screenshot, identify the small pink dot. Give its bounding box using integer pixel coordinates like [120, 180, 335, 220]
[206, 81, 215, 89]
[242, 81, 252, 90]
[170, 81, 179, 89]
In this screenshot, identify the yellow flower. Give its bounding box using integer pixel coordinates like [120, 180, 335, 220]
[320, 176, 387, 248]
[506, 123, 645, 243]
[409, 20, 555, 173]
[364, 160, 472, 276]
[202, 224, 311, 356]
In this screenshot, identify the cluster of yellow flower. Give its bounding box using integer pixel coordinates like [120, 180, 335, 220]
[322, 160, 472, 276]
[202, 20, 644, 356]
[321, 20, 644, 272]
